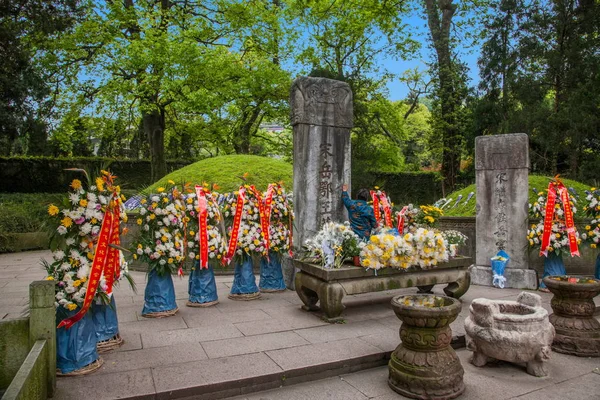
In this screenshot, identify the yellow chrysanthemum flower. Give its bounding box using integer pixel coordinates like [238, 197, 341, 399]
[48, 204, 59, 216]
[61, 217, 73, 228]
[45, 276, 54, 281]
[67, 303, 78, 311]
[79, 199, 88, 207]
[70, 179, 82, 190]
[96, 177, 105, 190]
[157, 187, 165, 193]
[168, 180, 175, 185]
[137, 218, 143, 225]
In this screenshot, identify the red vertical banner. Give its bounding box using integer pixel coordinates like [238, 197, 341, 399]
[104, 192, 121, 295]
[223, 187, 246, 265]
[540, 183, 557, 257]
[370, 190, 381, 224]
[397, 206, 408, 234]
[195, 185, 209, 269]
[558, 183, 580, 257]
[379, 193, 393, 227]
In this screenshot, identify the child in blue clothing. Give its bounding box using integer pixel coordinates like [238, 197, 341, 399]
[342, 184, 377, 240]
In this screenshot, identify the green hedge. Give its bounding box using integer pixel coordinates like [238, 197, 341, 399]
[0, 157, 191, 193]
[352, 171, 443, 206]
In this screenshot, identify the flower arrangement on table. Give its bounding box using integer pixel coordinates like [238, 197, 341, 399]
[184, 184, 227, 269]
[360, 228, 448, 270]
[44, 171, 130, 314]
[303, 222, 365, 268]
[442, 230, 468, 257]
[133, 181, 186, 276]
[527, 179, 581, 257]
[582, 187, 600, 249]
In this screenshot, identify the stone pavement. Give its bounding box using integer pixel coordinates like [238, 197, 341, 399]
[1, 250, 599, 400]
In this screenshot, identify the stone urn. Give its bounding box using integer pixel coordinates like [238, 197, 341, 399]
[388, 294, 464, 400]
[464, 292, 554, 377]
[543, 275, 600, 357]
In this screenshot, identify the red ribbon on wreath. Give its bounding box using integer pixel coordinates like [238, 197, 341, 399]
[195, 185, 210, 269]
[379, 193, 393, 228]
[223, 187, 246, 265]
[396, 206, 408, 234]
[370, 190, 381, 224]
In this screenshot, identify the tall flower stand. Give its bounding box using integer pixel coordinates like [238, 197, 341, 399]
[91, 296, 124, 353]
[187, 264, 219, 307]
[259, 252, 286, 292]
[388, 294, 464, 399]
[539, 252, 566, 289]
[142, 269, 179, 317]
[56, 309, 103, 376]
[229, 257, 260, 300]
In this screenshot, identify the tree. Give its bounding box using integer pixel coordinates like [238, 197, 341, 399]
[423, 0, 469, 194]
[0, 0, 83, 155]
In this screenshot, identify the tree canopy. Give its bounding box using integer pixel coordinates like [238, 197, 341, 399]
[2, 0, 599, 186]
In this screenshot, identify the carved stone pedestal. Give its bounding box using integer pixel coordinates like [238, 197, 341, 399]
[388, 295, 464, 400]
[543, 276, 600, 357]
[464, 292, 554, 377]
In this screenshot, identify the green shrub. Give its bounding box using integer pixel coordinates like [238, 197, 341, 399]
[144, 155, 293, 193]
[0, 193, 64, 252]
[352, 171, 443, 206]
[0, 156, 191, 193]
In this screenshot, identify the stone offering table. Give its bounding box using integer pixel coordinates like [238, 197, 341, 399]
[293, 256, 471, 321]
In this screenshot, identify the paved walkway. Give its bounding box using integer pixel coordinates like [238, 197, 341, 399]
[1, 250, 599, 400]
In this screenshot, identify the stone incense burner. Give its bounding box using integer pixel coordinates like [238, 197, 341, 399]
[388, 294, 464, 400]
[543, 275, 600, 357]
[464, 292, 554, 377]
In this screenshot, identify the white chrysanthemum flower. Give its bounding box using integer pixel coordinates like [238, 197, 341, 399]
[57, 226, 68, 235]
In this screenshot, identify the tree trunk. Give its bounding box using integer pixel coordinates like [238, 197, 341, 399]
[233, 106, 263, 154]
[424, 0, 461, 195]
[143, 108, 167, 182]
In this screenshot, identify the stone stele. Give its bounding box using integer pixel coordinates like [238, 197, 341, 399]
[289, 77, 353, 252]
[464, 292, 555, 377]
[472, 133, 538, 289]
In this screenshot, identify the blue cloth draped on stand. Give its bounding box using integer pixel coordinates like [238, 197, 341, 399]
[230, 257, 259, 295]
[56, 309, 99, 374]
[188, 264, 218, 304]
[259, 251, 286, 291]
[595, 253, 600, 280]
[91, 296, 120, 342]
[539, 252, 566, 289]
[142, 269, 178, 315]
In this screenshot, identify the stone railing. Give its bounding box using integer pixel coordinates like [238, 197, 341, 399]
[0, 281, 55, 400]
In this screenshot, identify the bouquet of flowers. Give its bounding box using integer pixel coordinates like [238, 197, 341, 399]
[184, 185, 227, 268]
[441, 230, 468, 257]
[360, 230, 414, 270]
[404, 228, 449, 269]
[582, 187, 600, 249]
[44, 171, 130, 313]
[267, 183, 293, 257]
[527, 182, 581, 256]
[395, 204, 442, 233]
[303, 222, 364, 268]
[133, 181, 186, 276]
